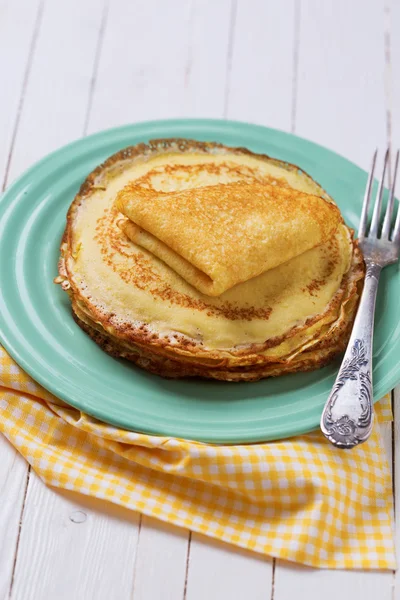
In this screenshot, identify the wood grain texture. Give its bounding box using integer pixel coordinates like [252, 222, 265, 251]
[389, 0, 399, 154]
[11, 478, 140, 600]
[185, 534, 273, 600]
[296, 0, 387, 170]
[0, 0, 42, 188]
[182, 0, 232, 118]
[394, 388, 400, 593]
[0, 1, 43, 594]
[6, 0, 107, 185]
[226, 0, 295, 130]
[0, 439, 29, 599]
[2, 2, 142, 598]
[274, 563, 393, 600]
[87, 0, 232, 133]
[132, 516, 188, 600]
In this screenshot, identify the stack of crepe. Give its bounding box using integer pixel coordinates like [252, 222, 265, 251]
[56, 139, 364, 381]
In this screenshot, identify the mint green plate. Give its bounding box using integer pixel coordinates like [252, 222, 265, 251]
[0, 119, 399, 443]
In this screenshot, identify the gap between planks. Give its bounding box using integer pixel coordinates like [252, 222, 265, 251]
[9, 468, 31, 598]
[4, 0, 111, 594]
[82, 0, 109, 136]
[291, 0, 301, 134]
[183, 531, 192, 600]
[223, 0, 237, 118]
[1, 1, 44, 594]
[1, 0, 44, 192]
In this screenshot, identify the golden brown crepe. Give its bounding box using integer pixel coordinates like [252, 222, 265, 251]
[115, 182, 342, 296]
[55, 138, 364, 382]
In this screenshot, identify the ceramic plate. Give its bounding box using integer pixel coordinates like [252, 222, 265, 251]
[0, 119, 399, 443]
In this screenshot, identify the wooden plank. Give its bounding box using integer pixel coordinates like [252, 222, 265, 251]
[394, 388, 400, 592]
[390, 0, 400, 154]
[0, 438, 29, 599]
[185, 534, 272, 600]
[2, 2, 140, 598]
[132, 516, 188, 600]
[181, 0, 231, 118]
[11, 475, 140, 600]
[0, 0, 42, 189]
[226, 0, 295, 130]
[88, 0, 231, 133]
[4, 1, 234, 598]
[0, 1, 42, 596]
[274, 1, 394, 597]
[87, 0, 188, 130]
[5, 0, 107, 185]
[295, 0, 387, 170]
[274, 562, 392, 600]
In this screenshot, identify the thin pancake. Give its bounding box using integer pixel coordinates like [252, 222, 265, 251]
[67, 236, 363, 371]
[116, 181, 342, 296]
[56, 138, 364, 380]
[70, 252, 362, 381]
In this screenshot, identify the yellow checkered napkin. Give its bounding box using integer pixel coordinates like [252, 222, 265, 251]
[0, 345, 395, 569]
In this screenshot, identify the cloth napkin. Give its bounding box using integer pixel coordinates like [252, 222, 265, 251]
[0, 345, 395, 569]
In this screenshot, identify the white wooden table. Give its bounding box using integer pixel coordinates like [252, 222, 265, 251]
[1, 1, 399, 598]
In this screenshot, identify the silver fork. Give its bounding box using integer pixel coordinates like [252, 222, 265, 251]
[320, 149, 400, 449]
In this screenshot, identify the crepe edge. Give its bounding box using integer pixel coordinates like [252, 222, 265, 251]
[56, 138, 365, 368]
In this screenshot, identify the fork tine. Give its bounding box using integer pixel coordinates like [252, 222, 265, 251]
[381, 150, 400, 239]
[392, 158, 400, 244]
[393, 201, 400, 241]
[369, 148, 389, 237]
[358, 149, 377, 238]
[393, 202, 400, 244]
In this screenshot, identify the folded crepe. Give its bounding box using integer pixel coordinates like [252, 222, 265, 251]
[115, 181, 342, 296]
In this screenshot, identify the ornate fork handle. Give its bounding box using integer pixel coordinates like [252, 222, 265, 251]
[320, 263, 381, 448]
